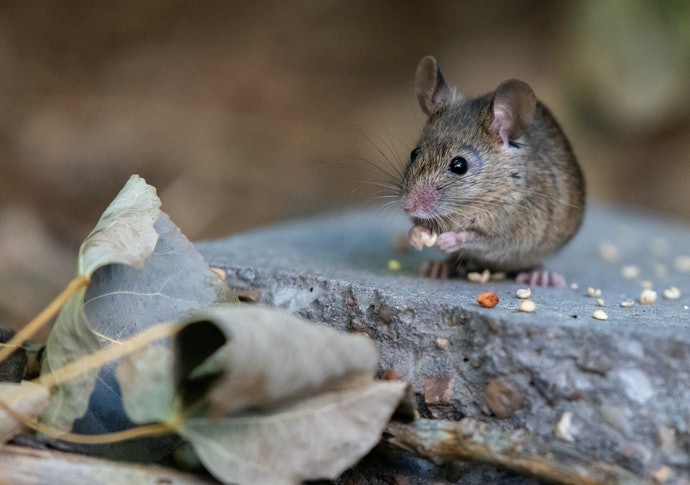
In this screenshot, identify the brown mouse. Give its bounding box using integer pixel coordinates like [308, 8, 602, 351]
[399, 56, 585, 287]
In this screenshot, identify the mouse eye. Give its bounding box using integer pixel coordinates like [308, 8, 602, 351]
[410, 147, 421, 162]
[449, 156, 469, 175]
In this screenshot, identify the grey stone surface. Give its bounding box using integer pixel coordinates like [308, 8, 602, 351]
[197, 205, 690, 483]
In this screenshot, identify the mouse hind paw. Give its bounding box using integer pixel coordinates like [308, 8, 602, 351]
[515, 269, 567, 288]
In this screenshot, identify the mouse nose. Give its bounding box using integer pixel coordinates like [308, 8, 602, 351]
[401, 184, 438, 217]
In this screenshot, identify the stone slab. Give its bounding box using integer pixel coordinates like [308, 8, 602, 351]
[197, 205, 690, 482]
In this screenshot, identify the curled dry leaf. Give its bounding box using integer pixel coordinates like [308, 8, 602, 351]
[118, 305, 408, 485]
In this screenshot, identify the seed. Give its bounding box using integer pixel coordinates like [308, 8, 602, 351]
[556, 411, 575, 442]
[420, 231, 438, 247]
[597, 298, 605, 307]
[675, 255, 690, 272]
[621, 265, 640, 279]
[663, 286, 681, 300]
[592, 309, 608, 320]
[519, 299, 536, 313]
[587, 287, 602, 298]
[598, 241, 620, 262]
[516, 288, 531, 299]
[490, 271, 506, 281]
[477, 292, 499, 308]
[570, 282, 579, 290]
[640, 289, 657, 305]
[435, 337, 450, 350]
[468, 269, 490, 283]
[641, 280, 654, 289]
[387, 259, 402, 271]
[620, 299, 634, 308]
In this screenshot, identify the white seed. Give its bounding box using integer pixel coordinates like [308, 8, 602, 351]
[435, 337, 450, 350]
[640, 289, 657, 305]
[468, 269, 490, 283]
[519, 299, 536, 313]
[650, 238, 671, 258]
[596, 298, 605, 307]
[640, 280, 654, 290]
[675, 255, 690, 272]
[663, 286, 681, 300]
[570, 282, 579, 290]
[555, 411, 575, 442]
[654, 263, 668, 278]
[586, 287, 602, 298]
[490, 271, 506, 281]
[620, 299, 634, 308]
[420, 231, 438, 247]
[387, 259, 402, 271]
[516, 288, 531, 299]
[592, 309, 608, 320]
[621, 265, 640, 279]
[598, 241, 620, 263]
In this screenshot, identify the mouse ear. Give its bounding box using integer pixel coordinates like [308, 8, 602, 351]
[490, 79, 536, 147]
[415, 56, 454, 116]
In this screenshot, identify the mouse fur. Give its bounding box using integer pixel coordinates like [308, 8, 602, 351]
[399, 56, 585, 285]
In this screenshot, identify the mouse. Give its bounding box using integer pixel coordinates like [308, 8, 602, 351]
[398, 56, 585, 287]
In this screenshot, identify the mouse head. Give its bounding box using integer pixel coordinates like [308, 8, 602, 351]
[400, 56, 538, 231]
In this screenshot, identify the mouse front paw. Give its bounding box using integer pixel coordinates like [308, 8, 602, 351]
[409, 225, 437, 251]
[437, 231, 468, 253]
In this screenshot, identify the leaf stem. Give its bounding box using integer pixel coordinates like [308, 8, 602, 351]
[36, 322, 178, 389]
[0, 275, 90, 364]
[0, 398, 177, 444]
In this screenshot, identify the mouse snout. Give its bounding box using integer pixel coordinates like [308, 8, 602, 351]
[401, 183, 439, 218]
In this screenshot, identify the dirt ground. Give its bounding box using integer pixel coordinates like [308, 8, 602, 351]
[1, 0, 689, 333]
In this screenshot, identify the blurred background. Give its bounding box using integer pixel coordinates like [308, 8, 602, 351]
[1, 0, 689, 330]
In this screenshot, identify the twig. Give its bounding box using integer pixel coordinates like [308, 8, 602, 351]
[385, 418, 648, 485]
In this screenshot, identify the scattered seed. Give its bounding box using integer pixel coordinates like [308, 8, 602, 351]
[490, 271, 506, 281]
[675, 255, 690, 272]
[654, 263, 668, 278]
[596, 298, 605, 307]
[477, 292, 499, 308]
[640, 280, 654, 289]
[586, 287, 602, 298]
[570, 282, 579, 290]
[519, 299, 536, 313]
[420, 231, 438, 247]
[516, 288, 531, 299]
[620, 299, 634, 308]
[640, 289, 657, 305]
[621, 265, 640, 279]
[663, 286, 681, 300]
[468, 269, 491, 283]
[592, 309, 608, 320]
[598, 241, 620, 263]
[387, 259, 402, 271]
[435, 337, 450, 350]
[555, 411, 575, 442]
[650, 238, 671, 258]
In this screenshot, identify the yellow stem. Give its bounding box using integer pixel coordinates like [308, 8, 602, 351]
[0, 275, 89, 363]
[0, 399, 177, 444]
[36, 322, 178, 389]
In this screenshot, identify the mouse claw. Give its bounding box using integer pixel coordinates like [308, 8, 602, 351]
[516, 270, 567, 288]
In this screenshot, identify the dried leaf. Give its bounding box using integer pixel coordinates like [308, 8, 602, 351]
[116, 345, 175, 425]
[0, 381, 50, 442]
[177, 306, 379, 416]
[182, 381, 407, 484]
[40, 175, 233, 435]
[78, 174, 161, 276]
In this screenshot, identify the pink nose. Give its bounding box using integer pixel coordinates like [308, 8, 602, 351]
[401, 184, 438, 217]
